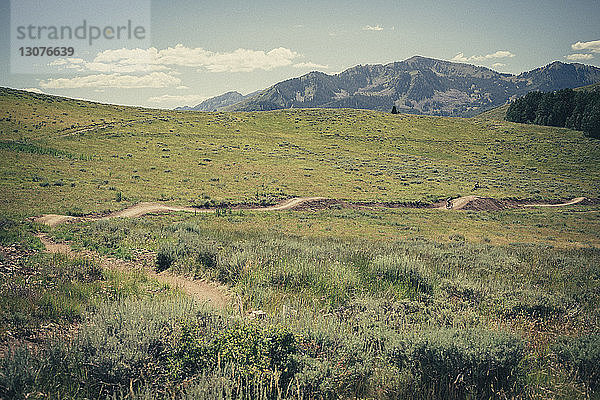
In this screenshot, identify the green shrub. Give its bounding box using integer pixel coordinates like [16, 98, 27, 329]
[0, 253, 103, 337]
[75, 298, 202, 396]
[167, 320, 297, 389]
[0, 298, 203, 399]
[553, 334, 600, 391]
[156, 244, 177, 272]
[294, 333, 371, 398]
[388, 328, 525, 399]
[369, 254, 433, 300]
[0, 347, 38, 400]
[0, 217, 42, 250]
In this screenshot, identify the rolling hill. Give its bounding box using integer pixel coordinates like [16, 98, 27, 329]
[2, 87, 600, 400]
[175, 90, 261, 111]
[1, 87, 599, 217]
[221, 57, 600, 117]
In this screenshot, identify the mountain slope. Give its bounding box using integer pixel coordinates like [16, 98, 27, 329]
[226, 57, 600, 117]
[176, 90, 261, 111]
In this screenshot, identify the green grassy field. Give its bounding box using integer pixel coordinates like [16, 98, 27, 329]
[2, 87, 599, 217]
[1, 87, 600, 399]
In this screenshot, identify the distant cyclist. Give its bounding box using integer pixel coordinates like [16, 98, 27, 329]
[446, 197, 452, 209]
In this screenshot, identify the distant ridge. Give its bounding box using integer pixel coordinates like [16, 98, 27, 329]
[175, 90, 261, 111]
[218, 57, 600, 117]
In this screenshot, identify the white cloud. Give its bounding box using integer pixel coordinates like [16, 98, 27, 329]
[492, 63, 506, 68]
[147, 94, 207, 106]
[293, 62, 329, 70]
[486, 50, 515, 59]
[21, 87, 46, 94]
[363, 25, 384, 31]
[451, 50, 515, 63]
[191, 47, 300, 72]
[571, 40, 600, 53]
[451, 53, 468, 62]
[566, 53, 594, 61]
[51, 45, 303, 74]
[40, 72, 181, 89]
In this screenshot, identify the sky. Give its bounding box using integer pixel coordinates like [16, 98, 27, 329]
[0, 0, 599, 109]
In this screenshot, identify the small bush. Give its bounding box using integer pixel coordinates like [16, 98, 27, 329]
[156, 244, 178, 272]
[553, 334, 600, 391]
[294, 333, 371, 398]
[168, 321, 297, 382]
[388, 328, 525, 399]
[370, 254, 433, 300]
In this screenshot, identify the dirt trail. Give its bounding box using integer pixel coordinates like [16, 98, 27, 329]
[258, 196, 326, 211]
[33, 195, 591, 228]
[437, 196, 588, 211]
[35, 233, 230, 308]
[523, 197, 586, 208]
[107, 202, 201, 218]
[57, 119, 157, 138]
[33, 197, 327, 226]
[447, 195, 477, 210]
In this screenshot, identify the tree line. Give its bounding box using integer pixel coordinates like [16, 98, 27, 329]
[505, 88, 600, 138]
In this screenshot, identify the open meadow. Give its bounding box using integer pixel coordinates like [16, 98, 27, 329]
[1, 87, 599, 399]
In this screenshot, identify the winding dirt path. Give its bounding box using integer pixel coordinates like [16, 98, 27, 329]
[33, 196, 590, 228]
[436, 196, 588, 211]
[28, 195, 590, 309]
[35, 233, 231, 308]
[34, 197, 327, 226]
[258, 196, 326, 211]
[107, 202, 200, 218]
[523, 197, 586, 208]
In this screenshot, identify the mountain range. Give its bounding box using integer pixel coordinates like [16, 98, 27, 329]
[178, 56, 600, 117]
[175, 90, 260, 111]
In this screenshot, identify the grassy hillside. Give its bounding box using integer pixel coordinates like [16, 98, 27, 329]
[476, 103, 510, 120]
[1, 87, 599, 218]
[2, 87, 600, 399]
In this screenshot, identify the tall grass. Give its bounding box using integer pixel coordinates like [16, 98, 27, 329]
[36, 217, 600, 397]
[0, 140, 95, 160]
[1, 296, 527, 400]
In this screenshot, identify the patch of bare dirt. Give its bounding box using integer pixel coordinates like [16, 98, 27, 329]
[256, 197, 327, 211]
[353, 200, 433, 209]
[290, 198, 347, 211]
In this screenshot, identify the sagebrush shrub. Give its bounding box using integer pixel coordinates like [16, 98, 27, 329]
[387, 328, 525, 399]
[553, 334, 600, 391]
